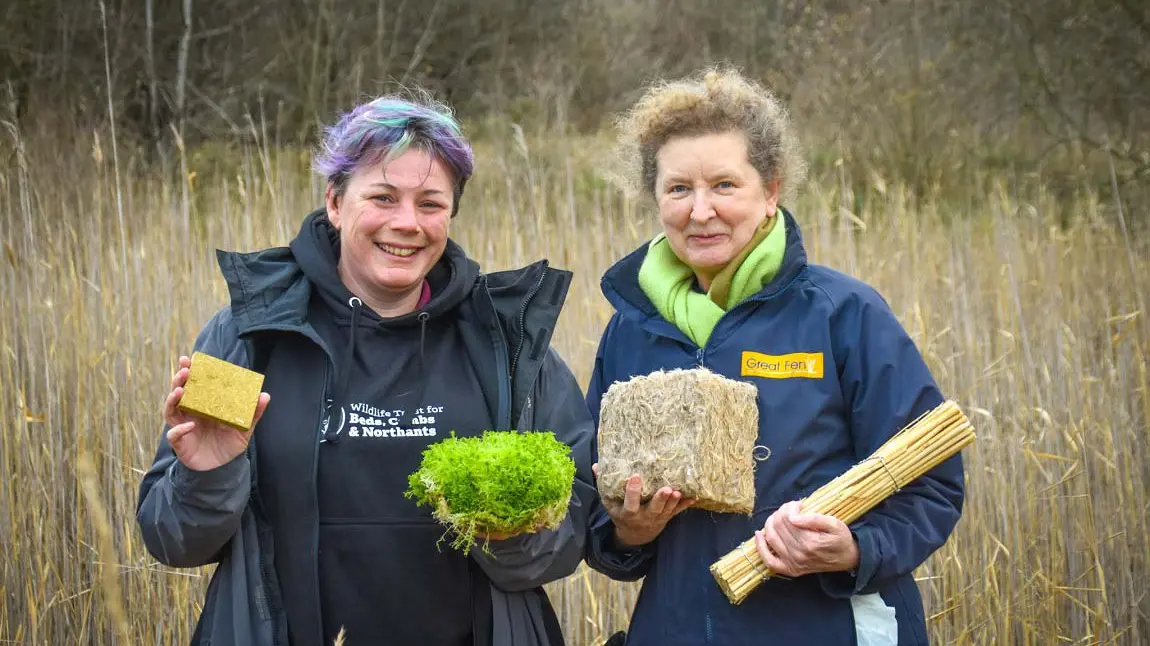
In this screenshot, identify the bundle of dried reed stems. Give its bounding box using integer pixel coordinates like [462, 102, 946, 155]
[709, 400, 976, 604]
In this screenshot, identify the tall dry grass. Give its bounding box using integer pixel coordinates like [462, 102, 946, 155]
[0, 122, 1147, 645]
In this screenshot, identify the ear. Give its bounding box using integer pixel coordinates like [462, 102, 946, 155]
[764, 178, 781, 217]
[325, 183, 343, 230]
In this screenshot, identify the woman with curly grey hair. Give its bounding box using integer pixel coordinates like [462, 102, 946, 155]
[585, 67, 964, 645]
[137, 91, 595, 646]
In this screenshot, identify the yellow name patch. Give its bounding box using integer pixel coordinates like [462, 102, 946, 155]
[741, 352, 824, 379]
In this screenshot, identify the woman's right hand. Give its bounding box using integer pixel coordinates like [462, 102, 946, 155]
[593, 464, 695, 548]
[163, 355, 271, 472]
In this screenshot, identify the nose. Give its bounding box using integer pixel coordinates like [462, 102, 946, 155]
[690, 190, 716, 224]
[389, 200, 420, 232]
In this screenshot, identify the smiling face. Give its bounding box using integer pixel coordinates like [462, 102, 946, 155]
[325, 146, 454, 313]
[654, 131, 781, 290]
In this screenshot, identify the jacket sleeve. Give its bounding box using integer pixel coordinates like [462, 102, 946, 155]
[582, 315, 657, 582]
[469, 348, 597, 592]
[135, 307, 254, 568]
[818, 288, 965, 598]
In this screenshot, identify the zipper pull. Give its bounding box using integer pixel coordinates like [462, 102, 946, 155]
[319, 398, 334, 443]
[696, 348, 705, 366]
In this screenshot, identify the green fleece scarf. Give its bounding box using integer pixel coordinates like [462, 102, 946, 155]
[638, 214, 787, 347]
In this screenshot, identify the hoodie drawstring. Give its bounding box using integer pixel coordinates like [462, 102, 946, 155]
[416, 311, 430, 384]
[324, 296, 363, 444]
[417, 312, 429, 362]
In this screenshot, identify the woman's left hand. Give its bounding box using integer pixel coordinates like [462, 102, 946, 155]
[754, 501, 860, 577]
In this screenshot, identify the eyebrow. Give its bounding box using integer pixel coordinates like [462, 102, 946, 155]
[706, 168, 739, 178]
[660, 169, 740, 185]
[366, 182, 447, 195]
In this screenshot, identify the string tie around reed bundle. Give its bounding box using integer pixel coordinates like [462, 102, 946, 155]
[864, 455, 902, 494]
[709, 400, 976, 605]
[740, 541, 770, 581]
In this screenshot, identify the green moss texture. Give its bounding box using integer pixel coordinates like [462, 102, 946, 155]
[406, 430, 576, 551]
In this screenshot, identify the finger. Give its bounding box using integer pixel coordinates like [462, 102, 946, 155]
[170, 366, 190, 390]
[166, 421, 196, 446]
[591, 463, 600, 479]
[250, 393, 272, 426]
[646, 487, 675, 516]
[179, 355, 191, 369]
[163, 387, 185, 425]
[773, 506, 806, 550]
[657, 490, 684, 518]
[779, 500, 804, 522]
[788, 512, 841, 534]
[667, 497, 696, 517]
[764, 513, 798, 572]
[622, 474, 643, 515]
[755, 529, 791, 577]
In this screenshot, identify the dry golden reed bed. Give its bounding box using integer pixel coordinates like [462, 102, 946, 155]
[1, 129, 1147, 644]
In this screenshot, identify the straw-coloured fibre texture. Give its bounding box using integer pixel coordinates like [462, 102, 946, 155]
[177, 352, 265, 431]
[709, 399, 976, 604]
[597, 368, 760, 513]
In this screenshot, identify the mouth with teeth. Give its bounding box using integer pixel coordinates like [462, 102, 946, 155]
[375, 242, 421, 258]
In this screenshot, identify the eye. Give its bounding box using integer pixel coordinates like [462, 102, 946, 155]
[668, 184, 689, 195]
[716, 180, 735, 190]
[420, 200, 446, 210]
[371, 194, 395, 204]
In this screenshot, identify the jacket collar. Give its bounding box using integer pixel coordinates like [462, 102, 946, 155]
[216, 245, 313, 337]
[480, 259, 572, 426]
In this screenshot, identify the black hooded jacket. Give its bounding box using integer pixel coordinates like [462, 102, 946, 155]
[136, 209, 596, 646]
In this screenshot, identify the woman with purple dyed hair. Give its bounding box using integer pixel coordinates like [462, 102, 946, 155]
[137, 92, 594, 646]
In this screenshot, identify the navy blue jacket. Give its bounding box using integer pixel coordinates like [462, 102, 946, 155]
[585, 211, 965, 645]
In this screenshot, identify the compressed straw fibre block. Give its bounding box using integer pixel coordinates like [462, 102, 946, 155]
[177, 351, 265, 431]
[597, 368, 760, 513]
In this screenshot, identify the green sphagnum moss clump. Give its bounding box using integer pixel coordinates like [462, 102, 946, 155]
[405, 430, 576, 551]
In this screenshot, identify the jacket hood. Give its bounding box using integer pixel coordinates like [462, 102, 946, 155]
[215, 207, 573, 430]
[288, 209, 479, 328]
[600, 208, 809, 321]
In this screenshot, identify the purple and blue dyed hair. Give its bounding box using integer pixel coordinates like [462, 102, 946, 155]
[314, 94, 475, 216]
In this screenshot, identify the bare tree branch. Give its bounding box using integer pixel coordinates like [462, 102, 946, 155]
[191, 4, 266, 42]
[145, 0, 159, 145]
[176, 0, 193, 121]
[400, 0, 445, 85]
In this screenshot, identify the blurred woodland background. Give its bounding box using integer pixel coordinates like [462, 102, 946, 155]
[2, 1, 1148, 644]
[3, 0, 1148, 211]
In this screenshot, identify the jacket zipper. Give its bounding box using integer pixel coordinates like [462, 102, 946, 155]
[480, 277, 514, 431]
[257, 360, 329, 646]
[238, 325, 334, 646]
[258, 534, 283, 646]
[690, 271, 806, 643]
[509, 264, 549, 380]
[309, 361, 331, 643]
[248, 436, 283, 646]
